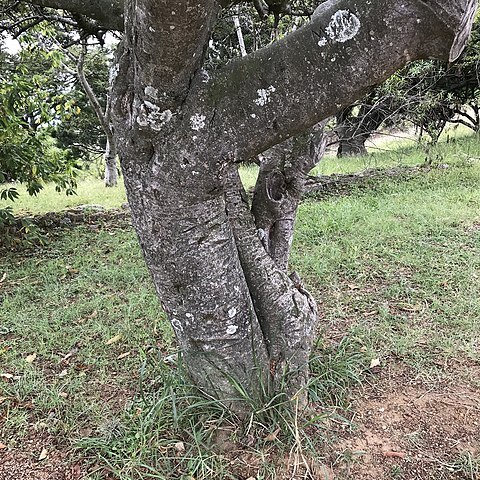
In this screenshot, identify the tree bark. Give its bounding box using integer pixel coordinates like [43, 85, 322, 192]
[103, 139, 118, 187]
[101, 0, 476, 408]
[76, 45, 118, 187]
[252, 123, 328, 270]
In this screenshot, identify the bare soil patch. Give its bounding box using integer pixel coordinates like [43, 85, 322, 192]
[0, 435, 84, 480]
[328, 366, 480, 480]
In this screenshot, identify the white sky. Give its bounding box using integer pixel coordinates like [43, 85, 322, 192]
[3, 36, 21, 54]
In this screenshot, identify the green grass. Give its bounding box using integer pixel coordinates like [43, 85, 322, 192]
[1, 132, 479, 478]
[0, 226, 172, 444]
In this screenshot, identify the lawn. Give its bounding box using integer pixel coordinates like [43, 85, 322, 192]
[0, 133, 479, 479]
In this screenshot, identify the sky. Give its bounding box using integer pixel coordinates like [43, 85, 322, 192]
[2, 35, 21, 54]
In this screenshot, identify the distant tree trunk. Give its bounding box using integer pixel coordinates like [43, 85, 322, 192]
[336, 129, 369, 156]
[233, 7, 247, 57]
[76, 44, 118, 187]
[336, 95, 393, 157]
[103, 138, 118, 187]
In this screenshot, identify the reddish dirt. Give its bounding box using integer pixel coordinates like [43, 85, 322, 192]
[327, 366, 480, 480]
[0, 440, 85, 480]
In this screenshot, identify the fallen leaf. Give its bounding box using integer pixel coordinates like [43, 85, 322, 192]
[0, 273, 6, 283]
[58, 369, 68, 378]
[264, 427, 281, 442]
[117, 351, 131, 360]
[398, 303, 421, 312]
[106, 334, 122, 345]
[0, 442, 6, 449]
[369, 358, 381, 369]
[38, 448, 48, 461]
[59, 392, 68, 398]
[60, 345, 79, 364]
[383, 450, 406, 459]
[0, 373, 14, 380]
[347, 284, 360, 290]
[25, 353, 37, 364]
[174, 441, 185, 452]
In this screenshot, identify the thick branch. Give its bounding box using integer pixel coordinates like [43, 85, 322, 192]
[29, 0, 124, 30]
[76, 46, 113, 146]
[126, 0, 220, 112]
[190, 0, 476, 161]
[252, 123, 328, 270]
[225, 168, 317, 394]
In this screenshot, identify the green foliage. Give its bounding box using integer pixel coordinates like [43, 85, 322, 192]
[0, 41, 79, 203]
[0, 206, 45, 248]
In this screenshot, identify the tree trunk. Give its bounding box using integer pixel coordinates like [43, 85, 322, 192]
[337, 131, 368, 157]
[105, 0, 476, 411]
[76, 44, 118, 187]
[103, 139, 118, 187]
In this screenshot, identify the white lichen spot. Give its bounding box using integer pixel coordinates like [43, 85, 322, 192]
[144, 85, 159, 99]
[254, 86, 276, 106]
[226, 325, 238, 335]
[200, 69, 210, 84]
[228, 307, 237, 318]
[325, 10, 361, 43]
[190, 113, 206, 131]
[137, 101, 172, 131]
[317, 37, 327, 47]
[149, 109, 172, 131]
[171, 319, 184, 333]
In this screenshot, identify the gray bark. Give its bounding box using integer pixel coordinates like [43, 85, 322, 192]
[103, 139, 118, 187]
[252, 123, 328, 270]
[108, 0, 475, 407]
[76, 46, 118, 187]
[64, 0, 475, 407]
[29, 0, 124, 30]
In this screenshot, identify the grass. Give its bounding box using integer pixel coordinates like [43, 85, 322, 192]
[0, 131, 479, 478]
[2, 127, 476, 215]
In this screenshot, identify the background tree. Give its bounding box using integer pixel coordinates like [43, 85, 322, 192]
[1, 1, 119, 186]
[335, 16, 480, 156]
[0, 38, 78, 202]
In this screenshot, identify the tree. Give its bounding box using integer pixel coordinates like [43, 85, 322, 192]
[63, 44, 119, 186]
[15, 0, 477, 410]
[1, 3, 119, 186]
[0, 39, 78, 202]
[334, 17, 480, 156]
